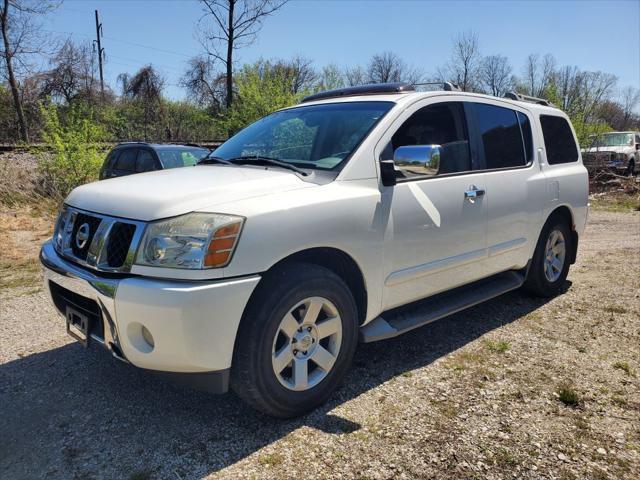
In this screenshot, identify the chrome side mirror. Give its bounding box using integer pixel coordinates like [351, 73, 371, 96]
[393, 145, 441, 176]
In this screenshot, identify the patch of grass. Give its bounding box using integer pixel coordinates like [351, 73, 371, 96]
[129, 470, 153, 480]
[557, 384, 581, 407]
[590, 193, 640, 213]
[612, 395, 628, 407]
[493, 447, 518, 467]
[258, 452, 284, 467]
[0, 258, 42, 291]
[401, 371, 413, 378]
[604, 304, 628, 314]
[613, 361, 633, 375]
[485, 339, 511, 353]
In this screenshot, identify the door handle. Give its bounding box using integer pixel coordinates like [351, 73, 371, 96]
[464, 187, 485, 199]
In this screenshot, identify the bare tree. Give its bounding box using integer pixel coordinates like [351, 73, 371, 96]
[317, 63, 344, 91]
[0, 0, 59, 141]
[366, 51, 422, 84]
[437, 31, 481, 91]
[40, 39, 98, 104]
[181, 55, 226, 111]
[344, 65, 366, 86]
[479, 54, 512, 96]
[197, 0, 288, 109]
[119, 65, 166, 140]
[272, 55, 316, 94]
[522, 53, 556, 97]
[578, 70, 617, 124]
[619, 86, 640, 130]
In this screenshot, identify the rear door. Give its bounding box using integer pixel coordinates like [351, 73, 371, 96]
[467, 101, 545, 275]
[378, 99, 488, 310]
[135, 148, 161, 174]
[111, 148, 138, 177]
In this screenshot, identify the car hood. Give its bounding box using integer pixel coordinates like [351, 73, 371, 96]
[65, 165, 315, 221]
[583, 145, 632, 154]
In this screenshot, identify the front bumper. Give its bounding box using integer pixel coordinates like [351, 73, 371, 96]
[40, 240, 260, 393]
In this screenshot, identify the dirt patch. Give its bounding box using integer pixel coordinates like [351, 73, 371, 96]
[0, 204, 54, 293]
[0, 209, 638, 480]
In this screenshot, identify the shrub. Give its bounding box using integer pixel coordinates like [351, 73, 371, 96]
[37, 103, 109, 201]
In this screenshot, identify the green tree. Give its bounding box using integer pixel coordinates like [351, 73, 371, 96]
[220, 60, 300, 135]
[37, 102, 108, 200]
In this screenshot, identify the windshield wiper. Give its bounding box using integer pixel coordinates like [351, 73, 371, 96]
[198, 155, 235, 166]
[228, 155, 309, 176]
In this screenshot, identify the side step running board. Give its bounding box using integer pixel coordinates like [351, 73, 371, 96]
[360, 271, 525, 343]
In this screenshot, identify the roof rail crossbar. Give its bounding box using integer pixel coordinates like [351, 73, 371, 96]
[301, 82, 415, 103]
[412, 81, 461, 92]
[504, 91, 554, 107]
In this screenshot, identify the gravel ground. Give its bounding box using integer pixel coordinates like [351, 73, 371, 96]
[1, 208, 639, 480]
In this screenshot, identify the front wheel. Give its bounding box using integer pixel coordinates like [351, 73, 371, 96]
[230, 263, 358, 418]
[625, 160, 636, 177]
[523, 215, 573, 297]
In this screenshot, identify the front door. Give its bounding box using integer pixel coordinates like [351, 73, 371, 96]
[378, 100, 488, 310]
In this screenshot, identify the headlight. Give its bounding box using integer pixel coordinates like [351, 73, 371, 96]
[135, 213, 244, 269]
[53, 206, 73, 252]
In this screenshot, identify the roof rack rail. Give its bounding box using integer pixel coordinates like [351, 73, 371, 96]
[504, 91, 555, 107]
[413, 81, 461, 92]
[301, 82, 415, 103]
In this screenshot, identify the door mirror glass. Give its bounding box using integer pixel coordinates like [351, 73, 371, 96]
[393, 145, 441, 177]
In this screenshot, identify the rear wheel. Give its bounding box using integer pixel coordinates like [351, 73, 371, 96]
[524, 215, 573, 297]
[231, 263, 358, 418]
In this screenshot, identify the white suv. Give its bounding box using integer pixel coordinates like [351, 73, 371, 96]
[41, 83, 588, 417]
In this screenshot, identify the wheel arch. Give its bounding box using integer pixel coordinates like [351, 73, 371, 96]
[267, 247, 368, 326]
[546, 205, 579, 264]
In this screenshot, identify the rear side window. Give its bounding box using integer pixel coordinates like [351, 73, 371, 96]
[473, 103, 526, 169]
[114, 149, 137, 172]
[540, 115, 578, 164]
[136, 150, 157, 173]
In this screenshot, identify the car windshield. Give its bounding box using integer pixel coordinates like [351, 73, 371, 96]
[211, 101, 394, 170]
[157, 147, 210, 168]
[594, 133, 634, 147]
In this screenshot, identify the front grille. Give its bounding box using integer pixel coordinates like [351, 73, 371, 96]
[107, 222, 137, 267]
[49, 281, 104, 340]
[55, 206, 145, 273]
[70, 213, 102, 260]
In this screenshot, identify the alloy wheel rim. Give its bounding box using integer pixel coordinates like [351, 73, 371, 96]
[271, 296, 342, 392]
[543, 229, 566, 282]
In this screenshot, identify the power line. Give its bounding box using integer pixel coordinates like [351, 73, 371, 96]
[42, 29, 194, 59]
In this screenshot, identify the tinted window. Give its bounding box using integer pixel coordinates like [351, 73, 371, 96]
[474, 103, 526, 169]
[136, 150, 157, 173]
[114, 149, 137, 171]
[387, 102, 471, 178]
[540, 115, 578, 164]
[518, 112, 534, 164]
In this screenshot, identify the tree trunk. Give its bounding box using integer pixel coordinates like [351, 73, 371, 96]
[1, 1, 29, 142]
[225, 0, 234, 109]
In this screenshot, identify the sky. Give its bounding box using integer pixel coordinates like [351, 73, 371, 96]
[43, 0, 640, 100]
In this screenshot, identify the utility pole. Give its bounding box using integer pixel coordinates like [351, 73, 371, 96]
[94, 9, 105, 97]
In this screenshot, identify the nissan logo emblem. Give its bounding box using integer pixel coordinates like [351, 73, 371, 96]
[75, 223, 91, 249]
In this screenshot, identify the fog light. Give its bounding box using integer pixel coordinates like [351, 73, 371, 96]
[141, 325, 154, 349]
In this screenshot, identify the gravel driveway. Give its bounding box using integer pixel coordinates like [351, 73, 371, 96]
[1, 209, 638, 480]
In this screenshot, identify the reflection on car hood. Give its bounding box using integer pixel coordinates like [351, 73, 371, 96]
[65, 165, 315, 221]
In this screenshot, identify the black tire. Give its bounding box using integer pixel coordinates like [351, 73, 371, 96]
[230, 262, 358, 418]
[625, 159, 636, 177]
[523, 214, 573, 298]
